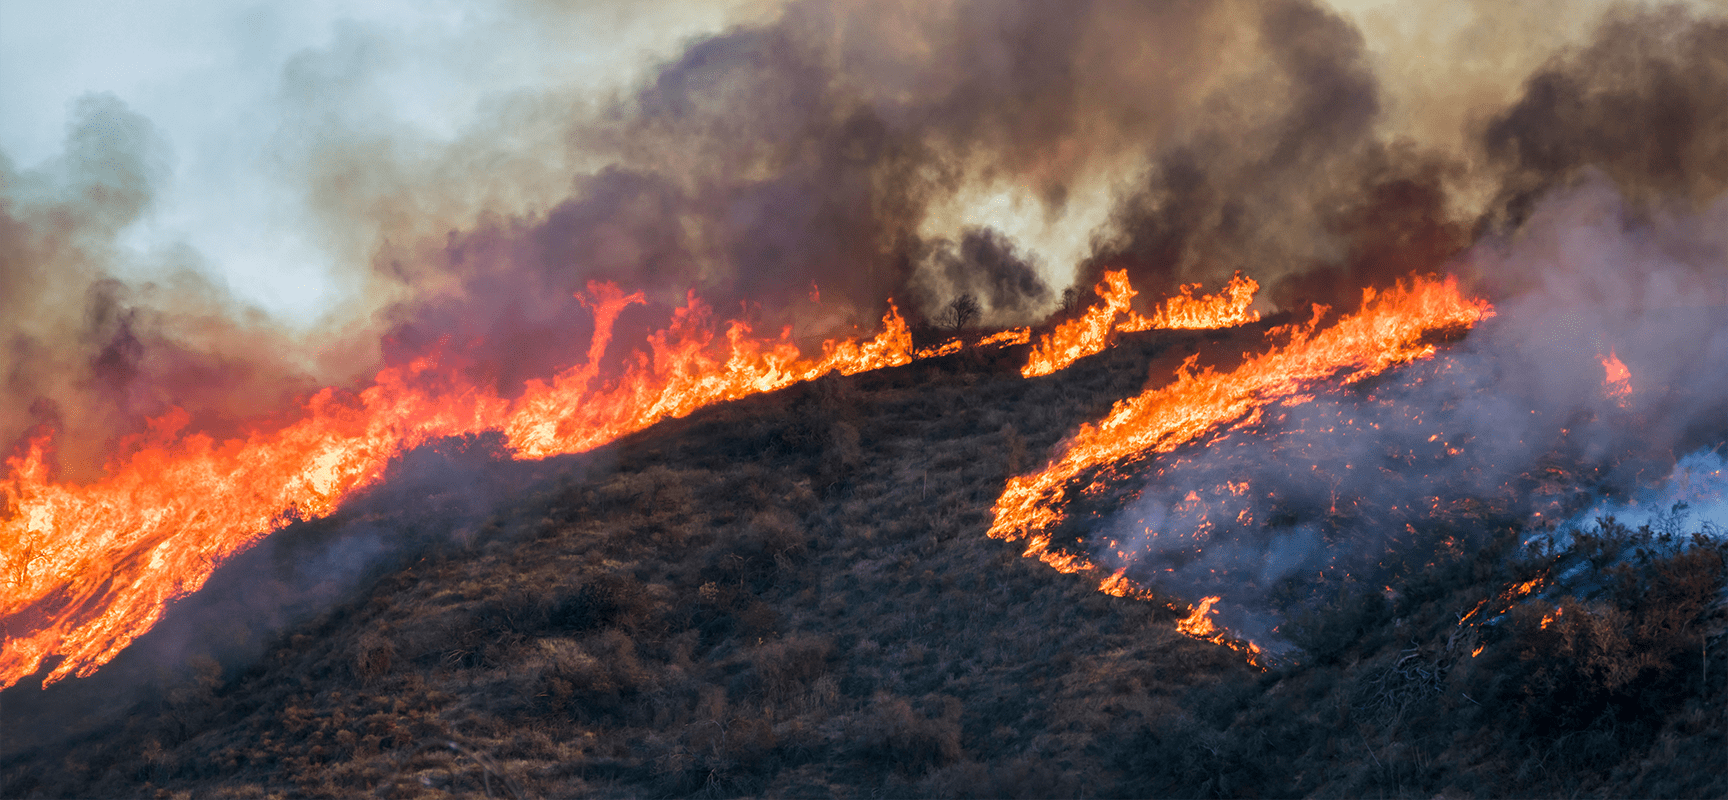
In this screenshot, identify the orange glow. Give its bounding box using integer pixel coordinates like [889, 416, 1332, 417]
[1022, 271, 1261, 378]
[1471, 644, 1484, 657]
[1, 284, 915, 690]
[914, 327, 1031, 360]
[992, 275, 1494, 546]
[1601, 349, 1632, 406]
[915, 338, 965, 359]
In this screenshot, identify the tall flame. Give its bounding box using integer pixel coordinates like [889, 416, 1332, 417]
[1601, 348, 1633, 407]
[0, 284, 913, 690]
[1023, 271, 1260, 378]
[989, 275, 1494, 642]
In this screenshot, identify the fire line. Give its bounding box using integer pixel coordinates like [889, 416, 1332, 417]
[990, 274, 1494, 653]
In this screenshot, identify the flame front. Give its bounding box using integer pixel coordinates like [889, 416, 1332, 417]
[989, 275, 1494, 648]
[1022, 271, 1260, 378]
[1118, 273, 1261, 333]
[0, 284, 914, 690]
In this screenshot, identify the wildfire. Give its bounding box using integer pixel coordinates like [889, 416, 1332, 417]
[0, 284, 915, 690]
[1021, 271, 1260, 378]
[1119, 273, 1261, 333]
[990, 275, 1494, 654]
[1176, 595, 1224, 638]
[992, 275, 1493, 545]
[1601, 349, 1632, 407]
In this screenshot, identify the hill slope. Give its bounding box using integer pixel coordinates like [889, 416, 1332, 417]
[4, 325, 1725, 799]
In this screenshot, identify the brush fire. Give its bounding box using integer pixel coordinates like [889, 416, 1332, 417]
[6, 1, 1728, 797]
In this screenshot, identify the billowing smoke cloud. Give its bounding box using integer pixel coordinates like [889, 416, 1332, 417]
[1483, 6, 1728, 230]
[359, 0, 1254, 380]
[911, 226, 1051, 325]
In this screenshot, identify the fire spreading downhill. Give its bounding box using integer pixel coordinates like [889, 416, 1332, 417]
[0, 271, 1269, 691]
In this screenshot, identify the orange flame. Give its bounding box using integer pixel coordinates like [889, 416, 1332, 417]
[1176, 595, 1224, 638]
[914, 327, 1031, 360]
[991, 275, 1494, 545]
[1601, 349, 1632, 407]
[1118, 273, 1261, 333]
[1023, 271, 1140, 378]
[1022, 271, 1260, 378]
[989, 275, 1488, 667]
[977, 327, 1031, 348]
[1, 284, 914, 690]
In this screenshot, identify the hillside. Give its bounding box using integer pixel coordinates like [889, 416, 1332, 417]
[4, 324, 1725, 799]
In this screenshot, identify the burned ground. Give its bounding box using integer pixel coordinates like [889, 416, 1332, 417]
[4, 325, 1725, 799]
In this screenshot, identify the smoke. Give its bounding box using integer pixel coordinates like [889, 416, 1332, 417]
[910, 226, 1051, 325]
[0, 95, 371, 481]
[1483, 5, 1728, 229]
[9, 0, 1728, 694]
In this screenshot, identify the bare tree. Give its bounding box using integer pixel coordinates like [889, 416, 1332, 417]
[944, 293, 981, 332]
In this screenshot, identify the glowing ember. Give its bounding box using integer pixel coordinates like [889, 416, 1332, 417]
[0, 284, 914, 690]
[1022, 271, 1260, 378]
[977, 327, 1031, 348]
[1601, 349, 1632, 406]
[914, 327, 1031, 360]
[916, 339, 966, 359]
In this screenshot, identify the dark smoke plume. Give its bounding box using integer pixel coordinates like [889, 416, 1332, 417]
[1483, 6, 1728, 231]
[913, 226, 1051, 325]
